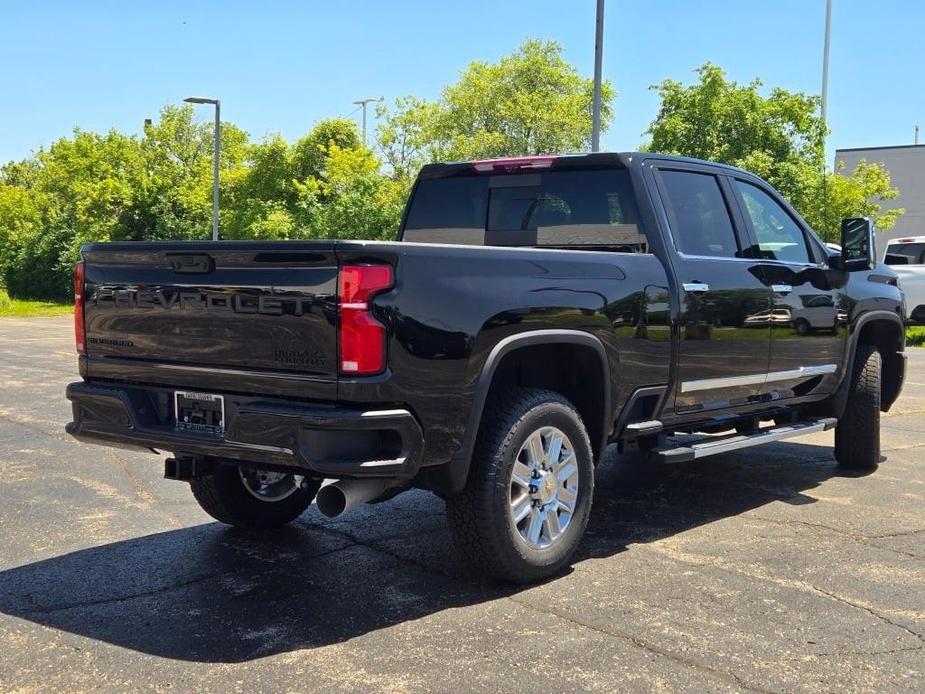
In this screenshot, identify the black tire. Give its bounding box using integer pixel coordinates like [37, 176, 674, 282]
[446, 388, 594, 584]
[794, 318, 811, 336]
[190, 463, 321, 530]
[834, 344, 881, 470]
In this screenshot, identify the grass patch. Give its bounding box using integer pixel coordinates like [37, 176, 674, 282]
[0, 288, 72, 317]
[907, 326, 925, 348]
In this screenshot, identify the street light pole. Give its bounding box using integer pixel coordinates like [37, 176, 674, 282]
[591, 0, 605, 152]
[352, 97, 382, 146]
[184, 96, 221, 241]
[821, 0, 832, 129]
[819, 0, 832, 243]
[212, 100, 220, 241]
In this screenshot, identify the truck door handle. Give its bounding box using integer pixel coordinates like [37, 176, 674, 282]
[771, 284, 793, 295]
[682, 282, 710, 293]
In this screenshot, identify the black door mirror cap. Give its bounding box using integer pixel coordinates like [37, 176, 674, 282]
[840, 217, 876, 272]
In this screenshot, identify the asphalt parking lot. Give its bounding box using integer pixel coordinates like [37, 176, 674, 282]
[0, 316, 923, 693]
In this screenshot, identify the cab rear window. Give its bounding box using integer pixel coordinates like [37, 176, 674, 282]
[402, 169, 647, 252]
[885, 242, 925, 265]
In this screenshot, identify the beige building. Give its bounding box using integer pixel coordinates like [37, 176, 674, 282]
[835, 144, 925, 246]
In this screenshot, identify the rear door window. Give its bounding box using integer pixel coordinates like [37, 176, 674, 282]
[657, 170, 740, 258]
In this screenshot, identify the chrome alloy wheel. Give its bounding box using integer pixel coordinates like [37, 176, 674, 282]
[239, 468, 303, 502]
[509, 426, 579, 550]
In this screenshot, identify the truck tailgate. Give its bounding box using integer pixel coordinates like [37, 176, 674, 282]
[81, 243, 339, 385]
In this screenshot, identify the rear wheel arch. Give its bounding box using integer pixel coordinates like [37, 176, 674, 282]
[450, 331, 611, 491]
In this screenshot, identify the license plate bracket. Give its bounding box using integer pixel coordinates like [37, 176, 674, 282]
[174, 391, 225, 437]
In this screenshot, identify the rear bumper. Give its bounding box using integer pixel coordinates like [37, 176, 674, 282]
[65, 381, 424, 479]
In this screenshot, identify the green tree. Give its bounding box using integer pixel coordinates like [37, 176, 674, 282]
[375, 96, 441, 181]
[294, 143, 405, 241]
[645, 64, 903, 240]
[291, 117, 361, 181]
[141, 104, 250, 241]
[377, 39, 615, 177]
[221, 118, 400, 240]
[1, 128, 149, 297]
[223, 135, 295, 239]
[0, 183, 44, 288]
[0, 106, 252, 298]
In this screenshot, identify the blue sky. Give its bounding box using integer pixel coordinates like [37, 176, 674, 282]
[1, 0, 923, 164]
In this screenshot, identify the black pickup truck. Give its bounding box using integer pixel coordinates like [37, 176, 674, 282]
[66, 152, 906, 583]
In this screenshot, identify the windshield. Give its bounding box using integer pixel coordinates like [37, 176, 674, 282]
[402, 168, 647, 252]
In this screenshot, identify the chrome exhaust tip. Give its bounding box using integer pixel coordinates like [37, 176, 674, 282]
[315, 478, 399, 518]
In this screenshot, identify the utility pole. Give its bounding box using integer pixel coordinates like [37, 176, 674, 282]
[916, 125, 920, 145]
[352, 97, 383, 146]
[591, 0, 605, 152]
[184, 96, 221, 241]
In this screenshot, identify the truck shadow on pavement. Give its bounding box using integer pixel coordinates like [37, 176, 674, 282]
[0, 440, 868, 663]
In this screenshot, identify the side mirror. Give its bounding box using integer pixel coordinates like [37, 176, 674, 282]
[840, 217, 876, 271]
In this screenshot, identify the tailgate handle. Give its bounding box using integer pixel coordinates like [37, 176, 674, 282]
[168, 254, 214, 274]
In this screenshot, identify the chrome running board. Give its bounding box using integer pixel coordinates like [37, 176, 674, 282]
[654, 418, 837, 464]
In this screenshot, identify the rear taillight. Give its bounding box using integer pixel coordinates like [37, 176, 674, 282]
[74, 262, 86, 355]
[338, 263, 393, 375]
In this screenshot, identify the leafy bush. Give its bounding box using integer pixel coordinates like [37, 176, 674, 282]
[907, 327, 925, 348]
[2, 224, 74, 300]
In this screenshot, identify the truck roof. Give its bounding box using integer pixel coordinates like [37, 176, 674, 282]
[418, 152, 755, 178]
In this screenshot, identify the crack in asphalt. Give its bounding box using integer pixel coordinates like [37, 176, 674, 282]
[0, 411, 71, 444]
[297, 516, 460, 581]
[808, 585, 925, 645]
[308, 509, 447, 531]
[642, 543, 925, 653]
[750, 515, 925, 560]
[870, 528, 925, 539]
[14, 571, 226, 615]
[507, 596, 776, 694]
[784, 644, 924, 660]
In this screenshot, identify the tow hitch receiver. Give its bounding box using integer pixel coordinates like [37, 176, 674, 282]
[164, 457, 212, 481]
